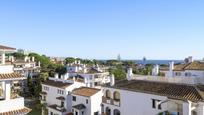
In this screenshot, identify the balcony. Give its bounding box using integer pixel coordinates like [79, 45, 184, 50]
[102, 96, 120, 107]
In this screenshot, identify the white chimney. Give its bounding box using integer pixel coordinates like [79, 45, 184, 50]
[38, 61, 41, 67]
[188, 56, 193, 63]
[169, 61, 174, 72]
[54, 73, 59, 79]
[73, 76, 76, 81]
[32, 57, 35, 62]
[11, 56, 14, 62]
[28, 57, 31, 62]
[83, 68, 87, 73]
[152, 65, 159, 76]
[64, 73, 69, 80]
[110, 74, 115, 86]
[168, 61, 174, 77]
[24, 56, 27, 62]
[127, 68, 133, 81]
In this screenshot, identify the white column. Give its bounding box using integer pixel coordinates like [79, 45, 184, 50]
[1, 52, 5, 65]
[5, 81, 11, 100]
[183, 101, 191, 115]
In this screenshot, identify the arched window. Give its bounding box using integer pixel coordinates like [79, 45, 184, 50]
[106, 107, 111, 115]
[113, 91, 120, 101]
[106, 90, 111, 98]
[114, 109, 120, 115]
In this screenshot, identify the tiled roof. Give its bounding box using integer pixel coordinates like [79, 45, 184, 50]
[42, 80, 72, 89]
[0, 73, 24, 80]
[72, 104, 86, 110]
[162, 61, 204, 71]
[105, 80, 204, 102]
[72, 87, 100, 97]
[87, 68, 101, 74]
[48, 104, 66, 112]
[184, 61, 204, 70]
[56, 96, 65, 100]
[40, 91, 47, 95]
[0, 45, 16, 50]
[174, 63, 189, 71]
[0, 107, 31, 115]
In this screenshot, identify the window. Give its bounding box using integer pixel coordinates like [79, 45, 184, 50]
[86, 99, 88, 104]
[82, 111, 84, 115]
[57, 89, 64, 95]
[75, 111, 78, 115]
[152, 99, 156, 109]
[61, 101, 64, 107]
[50, 112, 53, 115]
[44, 86, 49, 91]
[152, 99, 162, 110]
[73, 96, 76, 101]
[94, 112, 99, 115]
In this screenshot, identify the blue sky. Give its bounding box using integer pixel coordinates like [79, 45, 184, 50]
[0, 0, 204, 60]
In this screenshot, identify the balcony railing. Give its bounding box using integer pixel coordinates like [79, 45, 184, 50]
[102, 96, 120, 107]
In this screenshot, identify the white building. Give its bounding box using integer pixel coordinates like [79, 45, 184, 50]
[13, 56, 41, 78]
[158, 59, 204, 78]
[41, 76, 85, 115]
[101, 68, 204, 115]
[66, 61, 110, 88]
[0, 45, 31, 114]
[72, 87, 102, 115]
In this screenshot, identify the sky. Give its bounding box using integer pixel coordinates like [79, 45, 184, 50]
[0, 0, 204, 60]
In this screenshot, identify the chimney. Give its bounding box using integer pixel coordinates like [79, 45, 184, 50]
[54, 73, 59, 79]
[188, 56, 193, 63]
[38, 61, 41, 67]
[169, 61, 174, 72]
[152, 65, 159, 76]
[110, 74, 115, 86]
[73, 76, 76, 81]
[64, 73, 69, 80]
[24, 56, 27, 62]
[11, 56, 14, 62]
[127, 68, 133, 81]
[28, 57, 31, 62]
[32, 57, 35, 62]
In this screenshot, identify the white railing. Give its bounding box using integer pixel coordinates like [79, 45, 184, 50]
[0, 97, 25, 113]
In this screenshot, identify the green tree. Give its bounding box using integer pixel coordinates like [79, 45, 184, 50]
[13, 52, 25, 59]
[65, 57, 75, 64]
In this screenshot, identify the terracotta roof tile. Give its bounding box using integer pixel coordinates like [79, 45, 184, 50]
[184, 61, 204, 70]
[0, 107, 31, 115]
[0, 73, 24, 80]
[0, 45, 16, 50]
[72, 87, 100, 97]
[106, 80, 204, 102]
[56, 96, 65, 100]
[42, 80, 72, 89]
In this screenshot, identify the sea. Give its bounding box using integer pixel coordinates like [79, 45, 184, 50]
[135, 60, 184, 65]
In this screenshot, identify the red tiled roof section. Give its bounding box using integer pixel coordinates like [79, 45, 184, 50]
[110, 80, 204, 102]
[0, 45, 16, 50]
[72, 87, 100, 97]
[184, 61, 204, 70]
[0, 107, 31, 115]
[0, 73, 24, 79]
[173, 64, 189, 71]
[42, 80, 72, 89]
[56, 96, 65, 100]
